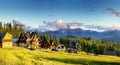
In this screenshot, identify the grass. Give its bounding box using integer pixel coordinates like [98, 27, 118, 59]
[0, 47, 120, 65]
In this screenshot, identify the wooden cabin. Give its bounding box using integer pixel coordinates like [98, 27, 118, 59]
[68, 41, 81, 53]
[0, 32, 13, 48]
[40, 40, 54, 49]
[17, 32, 40, 48]
[57, 44, 66, 51]
[49, 40, 54, 49]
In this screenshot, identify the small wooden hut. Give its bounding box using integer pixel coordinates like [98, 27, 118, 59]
[0, 32, 13, 48]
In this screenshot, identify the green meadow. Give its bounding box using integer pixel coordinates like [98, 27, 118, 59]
[0, 47, 120, 65]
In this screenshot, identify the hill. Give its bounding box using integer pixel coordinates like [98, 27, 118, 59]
[0, 47, 120, 65]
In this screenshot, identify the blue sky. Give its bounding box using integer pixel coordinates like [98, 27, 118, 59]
[0, 0, 120, 27]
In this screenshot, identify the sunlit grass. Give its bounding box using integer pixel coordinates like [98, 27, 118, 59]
[0, 47, 120, 65]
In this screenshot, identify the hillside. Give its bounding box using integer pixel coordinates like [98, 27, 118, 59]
[0, 47, 120, 65]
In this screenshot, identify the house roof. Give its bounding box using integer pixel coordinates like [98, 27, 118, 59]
[18, 32, 39, 43]
[30, 32, 39, 38]
[0, 32, 7, 42]
[19, 32, 39, 39]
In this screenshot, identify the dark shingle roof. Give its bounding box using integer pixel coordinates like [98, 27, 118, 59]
[19, 32, 39, 41]
[0, 32, 7, 42]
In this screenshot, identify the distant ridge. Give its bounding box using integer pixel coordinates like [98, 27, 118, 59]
[39, 28, 120, 42]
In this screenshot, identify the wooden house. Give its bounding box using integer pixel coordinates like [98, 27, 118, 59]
[0, 32, 13, 48]
[69, 41, 80, 49]
[68, 41, 81, 53]
[40, 40, 54, 49]
[58, 44, 66, 51]
[17, 32, 40, 48]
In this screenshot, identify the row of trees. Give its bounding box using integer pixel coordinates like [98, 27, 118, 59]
[40, 33, 60, 46]
[0, 22, 24, 38]
[60, 37, 120, 56]
[40, 33, 120, 56]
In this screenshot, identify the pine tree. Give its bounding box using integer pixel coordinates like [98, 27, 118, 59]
[0, 22, 3, 33]
[55, 36, 60, 47]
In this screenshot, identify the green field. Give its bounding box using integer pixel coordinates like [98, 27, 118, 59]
[0, 47, 120, 65]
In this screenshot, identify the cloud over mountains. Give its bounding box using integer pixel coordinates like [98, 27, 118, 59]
[12, 18, 25, 26]
[38, 19, 84, 32]
[38, 19, 120, 32]
[11, 18, 120, 32]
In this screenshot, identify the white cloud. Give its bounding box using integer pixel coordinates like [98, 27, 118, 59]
[12, 18, 25, 26]
[38, 19, 120, 32]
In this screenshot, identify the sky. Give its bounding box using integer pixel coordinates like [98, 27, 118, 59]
[0, 0, 120, 27]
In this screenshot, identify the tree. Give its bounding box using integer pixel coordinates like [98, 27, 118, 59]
[0, 22, 3, 33]
[49, 34, 53, 40]
[45, 33, 50, 40]
[5, 23, 12, 34]
[55, 36, 60, 47]
[12, 25, 25, 38]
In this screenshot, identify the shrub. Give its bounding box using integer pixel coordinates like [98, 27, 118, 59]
[29, 46, 36, 50]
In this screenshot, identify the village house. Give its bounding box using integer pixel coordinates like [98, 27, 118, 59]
[57, 44, 66, 51]
[0, 32, 13, 48]
[40, 40, 54, 49]
[68, 41, 81, 53]
[17, 32, 40, 48]
[52, 44, 66, 51]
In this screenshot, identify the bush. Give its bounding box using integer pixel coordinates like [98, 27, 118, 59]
[29, 46, 36, 50]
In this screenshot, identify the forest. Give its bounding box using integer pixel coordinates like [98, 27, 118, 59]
[40, 33, 120, 56]
[0, 22, 24, 38]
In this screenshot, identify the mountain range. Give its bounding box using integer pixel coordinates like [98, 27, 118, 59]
[39, 28, 120, 42]
[11, 18, 120, 42]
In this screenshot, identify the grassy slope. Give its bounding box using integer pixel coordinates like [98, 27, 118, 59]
[0, 47, 120, 65]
